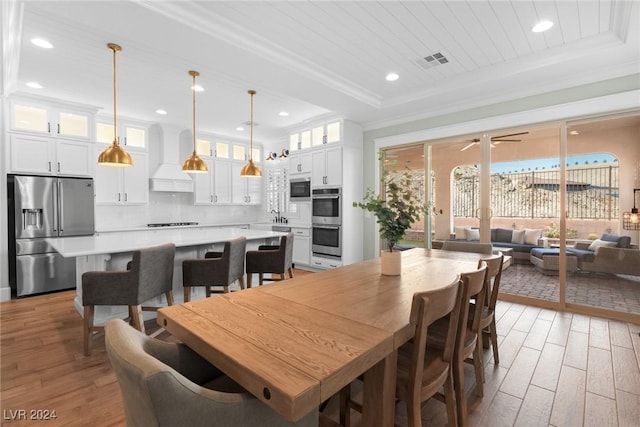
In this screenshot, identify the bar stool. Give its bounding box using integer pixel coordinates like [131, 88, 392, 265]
[245, 233, 294, 287]
[81, 243, 176, 356]
[182, 237, 247, 302]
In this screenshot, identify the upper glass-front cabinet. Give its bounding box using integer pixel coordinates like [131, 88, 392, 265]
[96, 120, 146, 148]
[12, 102, 90, 139]
[290, 120, 342, 151]
[216, 142, 230, 159]
[233, 144, 247, 161]
[196, 138, 211, 156]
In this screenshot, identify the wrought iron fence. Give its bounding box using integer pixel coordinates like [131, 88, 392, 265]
[453, 165, 619, 219]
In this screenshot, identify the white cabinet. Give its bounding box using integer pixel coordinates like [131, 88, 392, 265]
[288, 152, 312, 175]
[11, 99, 92, 140]
[311, 121, 341, 147]
[194, 159, 231, 205]
[310, 256, 342, 270]
[312, 146, 342, 187]
[231, 163, 262, 204]
[291, 227, 311, 266]
[9, 134, 92, 176]
[290, 121, 341, 152]
[96, 119, 147, 149]
[289, 130, 311, 152]
[94, 149, 148, 205]
[232, 142, 261, 163]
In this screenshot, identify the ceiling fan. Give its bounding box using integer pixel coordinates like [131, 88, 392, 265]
[460, 132, 529, 151]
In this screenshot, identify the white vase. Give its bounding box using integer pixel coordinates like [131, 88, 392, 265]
[380, 250, 402, 276]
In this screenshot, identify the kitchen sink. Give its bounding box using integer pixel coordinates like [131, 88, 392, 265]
[272, 225, 292, 233]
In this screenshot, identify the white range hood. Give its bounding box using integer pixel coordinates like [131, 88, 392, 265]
[149, 124, 194, 192]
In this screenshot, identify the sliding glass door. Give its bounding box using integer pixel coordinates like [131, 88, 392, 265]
[565, 115, 640, 317]
[379, 113, 639, 322]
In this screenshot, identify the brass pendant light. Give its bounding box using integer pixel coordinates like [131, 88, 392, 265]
[98, 43, 133, 167]
[240, 90, 262, 177]
[182, 70, 208, 173]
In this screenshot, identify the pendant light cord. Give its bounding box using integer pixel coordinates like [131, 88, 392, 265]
[192, 72, 197, 155]
[249, 90, 256, 160]
[107, 43, 121, 145]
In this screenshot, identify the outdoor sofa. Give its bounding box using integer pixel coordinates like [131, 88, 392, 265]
[568, 234, 640, 276]
[453, 227, 543, 264]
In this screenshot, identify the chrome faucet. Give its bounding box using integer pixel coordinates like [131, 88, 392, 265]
[270, 210, 287, 224]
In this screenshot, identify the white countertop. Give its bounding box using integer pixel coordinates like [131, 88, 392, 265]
[95, 222, 251, 233]
[47, 227, 285, 257]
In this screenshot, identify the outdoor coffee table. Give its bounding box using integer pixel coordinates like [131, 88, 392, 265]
[493, 247, 514, 268]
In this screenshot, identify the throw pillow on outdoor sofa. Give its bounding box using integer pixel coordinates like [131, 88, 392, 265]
[511, 229, 526, 244]
[587, 239, 618, 251]
[524, 229, 542, 245]
[466, 228, 480, 241]
[454, 226, 468, 240]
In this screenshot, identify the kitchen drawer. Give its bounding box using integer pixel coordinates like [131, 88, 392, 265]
[291, 227, 310, 237]
[311, 256, 342, 270]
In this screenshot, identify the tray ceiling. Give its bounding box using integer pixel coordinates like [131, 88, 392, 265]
[4, 1, 639, 141]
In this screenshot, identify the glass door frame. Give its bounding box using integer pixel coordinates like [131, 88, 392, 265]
[373, 107, 640, 323]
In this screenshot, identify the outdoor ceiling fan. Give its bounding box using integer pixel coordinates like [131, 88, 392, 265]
[460, 132, 529, 151]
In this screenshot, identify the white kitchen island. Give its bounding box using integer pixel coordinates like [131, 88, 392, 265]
[47, 227, 285, 325]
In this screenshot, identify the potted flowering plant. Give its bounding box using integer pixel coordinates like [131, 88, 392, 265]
[354, 167, 429, 275]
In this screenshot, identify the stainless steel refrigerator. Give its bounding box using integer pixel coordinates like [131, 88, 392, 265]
[7, 175, 95, 297]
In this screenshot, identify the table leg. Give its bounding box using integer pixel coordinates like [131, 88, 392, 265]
[362, 350, 397, 427]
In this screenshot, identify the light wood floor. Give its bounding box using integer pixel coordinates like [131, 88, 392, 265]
[2, 279, 639, 426]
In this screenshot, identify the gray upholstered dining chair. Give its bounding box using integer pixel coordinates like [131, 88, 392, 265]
[245, 233, 294, 287]
[182, 237, 247, 302]
[105, 319, 318, 427]
[81, 243, 175, 356]
[442, 240, 493, 255]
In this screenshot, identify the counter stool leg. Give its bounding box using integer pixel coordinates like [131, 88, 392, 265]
[165, 291, 174, 306]
[183, 287, 191, 303]
[83, 305, 94, 356]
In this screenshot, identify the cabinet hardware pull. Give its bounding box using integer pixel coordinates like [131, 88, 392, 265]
[57, 162, 60, 172]
[118, 193, 121, 202]
[57, 123, 60, 134]
[214, 195, 217, 203]
[48, 161, 51, 172]
[48, 122, 51, 133]
[125, 193, 128, 202]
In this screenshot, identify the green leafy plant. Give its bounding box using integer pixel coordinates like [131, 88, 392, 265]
[354, 167, 430, 252]
[544, 222, 578, 239]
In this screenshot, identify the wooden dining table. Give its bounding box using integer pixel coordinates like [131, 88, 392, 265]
[157, 248, 483, 426]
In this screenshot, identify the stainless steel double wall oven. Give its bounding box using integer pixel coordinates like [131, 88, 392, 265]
[311, 187, 341, 258]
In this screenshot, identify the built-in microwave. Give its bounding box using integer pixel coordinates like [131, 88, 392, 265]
[290, 178, 311, 202]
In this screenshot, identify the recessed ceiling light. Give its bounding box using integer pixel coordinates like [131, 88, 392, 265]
[236, 126, 244, 131]
[386, 73, 399, 81]
[279, 111, 289, 117]
[192, 85, 204, 92]
[155, 109, 167, 115]
[532, 20, 553, 33]
[31, 38, 53, 49]
[26, 81, 43, 89]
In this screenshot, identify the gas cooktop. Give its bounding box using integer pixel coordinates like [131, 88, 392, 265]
[146, 222, 199, 227]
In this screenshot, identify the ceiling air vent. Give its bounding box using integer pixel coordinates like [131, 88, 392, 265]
[417, 52, 449, 70]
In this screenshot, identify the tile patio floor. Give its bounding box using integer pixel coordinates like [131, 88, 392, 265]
[501, 263, 640, 315]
